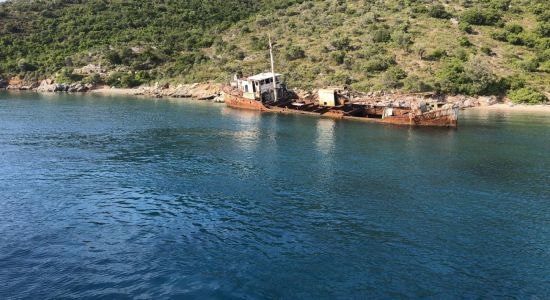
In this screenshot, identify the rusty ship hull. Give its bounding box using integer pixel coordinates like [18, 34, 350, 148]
[223, 89, 459, 128]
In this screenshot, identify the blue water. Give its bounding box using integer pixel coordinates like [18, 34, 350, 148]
[1, 91, 549, 299]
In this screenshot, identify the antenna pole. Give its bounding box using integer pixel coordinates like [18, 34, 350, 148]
[269, 35, 278, 102]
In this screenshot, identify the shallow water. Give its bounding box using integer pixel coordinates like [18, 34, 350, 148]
[1, 91, 549, 299]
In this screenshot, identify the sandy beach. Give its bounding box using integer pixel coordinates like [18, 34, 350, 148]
[89, 87, 137, 96]
[468, 103, 550, 113]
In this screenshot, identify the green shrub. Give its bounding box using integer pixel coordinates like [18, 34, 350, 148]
[517, 58, 539, 72]
[539, 60, 550, 73]
[328, 71, 352, 85]
[505, 23, 523, 34]
[362, 55, 396, 72]
[380, 66, 407, 89]
[250, 36, 268, 51]
[461, 8, 501, 25]
[105, 72, 123, 87]
[458, 37, 473, 47]
[489, 0, 511, 11]
[17, 59, 37, 72]
[285, 45, 305, 60]
[83, 73, 102, 85]
[428, 4, 452, 19]
[504, 75, 526, 90]
[403, 75, 432, 92]
[508, 87, 547, 104]
[392, 31, 413, 49]
[506, 34, 524, 45]
[535, 22, 550, 37]
[55, 69, 83, 83]
[120, 73, 142, 87]
[491, 29, 508, 41]
[454, 48, 470, 61]
[435, 58, 505, 95]
[330, 37, 351, 51]
[480, 46, 492, 55]
[105, 72, 143, 88]
[459, 22, 474, 34]
[372, 29, 392, 43]
[424, 49, 447, 61]
[331, 51, 346, 65]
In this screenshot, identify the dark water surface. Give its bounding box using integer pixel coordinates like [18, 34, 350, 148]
[1, 92, 549, 299]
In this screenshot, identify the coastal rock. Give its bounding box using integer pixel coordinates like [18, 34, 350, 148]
[478, 96, 498, 106]
[36, 80, 57, 92]
[55, 84, 68, 92]
[66, 83, 88, 93]
[0, 80, 8, 89]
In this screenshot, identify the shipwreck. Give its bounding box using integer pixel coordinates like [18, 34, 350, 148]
[223, 37, 459, 128]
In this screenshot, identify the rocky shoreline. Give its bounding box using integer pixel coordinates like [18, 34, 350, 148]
[2, 78, 549, 112]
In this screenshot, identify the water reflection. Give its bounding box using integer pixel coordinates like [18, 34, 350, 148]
[315, 118, 336, 156]
[222, 107, 262, 152]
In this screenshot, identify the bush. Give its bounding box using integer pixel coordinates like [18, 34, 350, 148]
[105, 51, 122, 65]
[459, 22, 474, 34]
[362, 55, 395, 72]
[505, 23, 523, 34]
[392, 31, 413, 49]
[105, 72, 123, 87]
[506, 34, 524, 45]
[17, 59, 37, 72]
[250, 36, 268, 51]
[461, 8, 501, 25]
[328, 71, 352, 85]
[285, 45, 305, 60]
[458, 37, 473, 47]
[331, 51, 346, 65]
[120, 73, 142, 88]
[539, 60, 550, 73]
[380, 66, 407, 89]
[535, 22, 550, 37]
[105, 72, 142, 88]
[435, 58, 505, 95]
[504, 75, 526, 90]
[55, 69, 83, 83]
[480, 46, 492, 55]
[330, 37, 351, 51]
[508, 87, 547, 104]
[403, 75, 432, 92]
[516, 57, 540, 72]
[489, 0, 511, 11]
[491, 29, 508, 41]
[83, 73, 102, 85]
[372, 29, 392, 43]
[428, 4, 452, 19]
[424, 49, 447, 61]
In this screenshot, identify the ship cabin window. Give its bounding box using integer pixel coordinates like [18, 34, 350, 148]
[252, 82, 256, 93]
[244, 85, 249, 93]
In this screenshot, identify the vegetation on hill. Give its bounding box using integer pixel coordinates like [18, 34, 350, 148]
[0, 0, 548, 102]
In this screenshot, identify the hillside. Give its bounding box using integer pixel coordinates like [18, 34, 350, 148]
[0, 0, 548, 102]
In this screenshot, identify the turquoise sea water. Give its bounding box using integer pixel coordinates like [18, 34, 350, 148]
[1, 91, 549, 299]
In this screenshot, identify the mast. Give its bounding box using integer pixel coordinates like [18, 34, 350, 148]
[268, 35, 278, 102]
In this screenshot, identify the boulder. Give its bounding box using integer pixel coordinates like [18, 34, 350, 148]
[478, 96, 498, 106]
[36, 80, 57, 92]
[54, 84, 67, 92]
